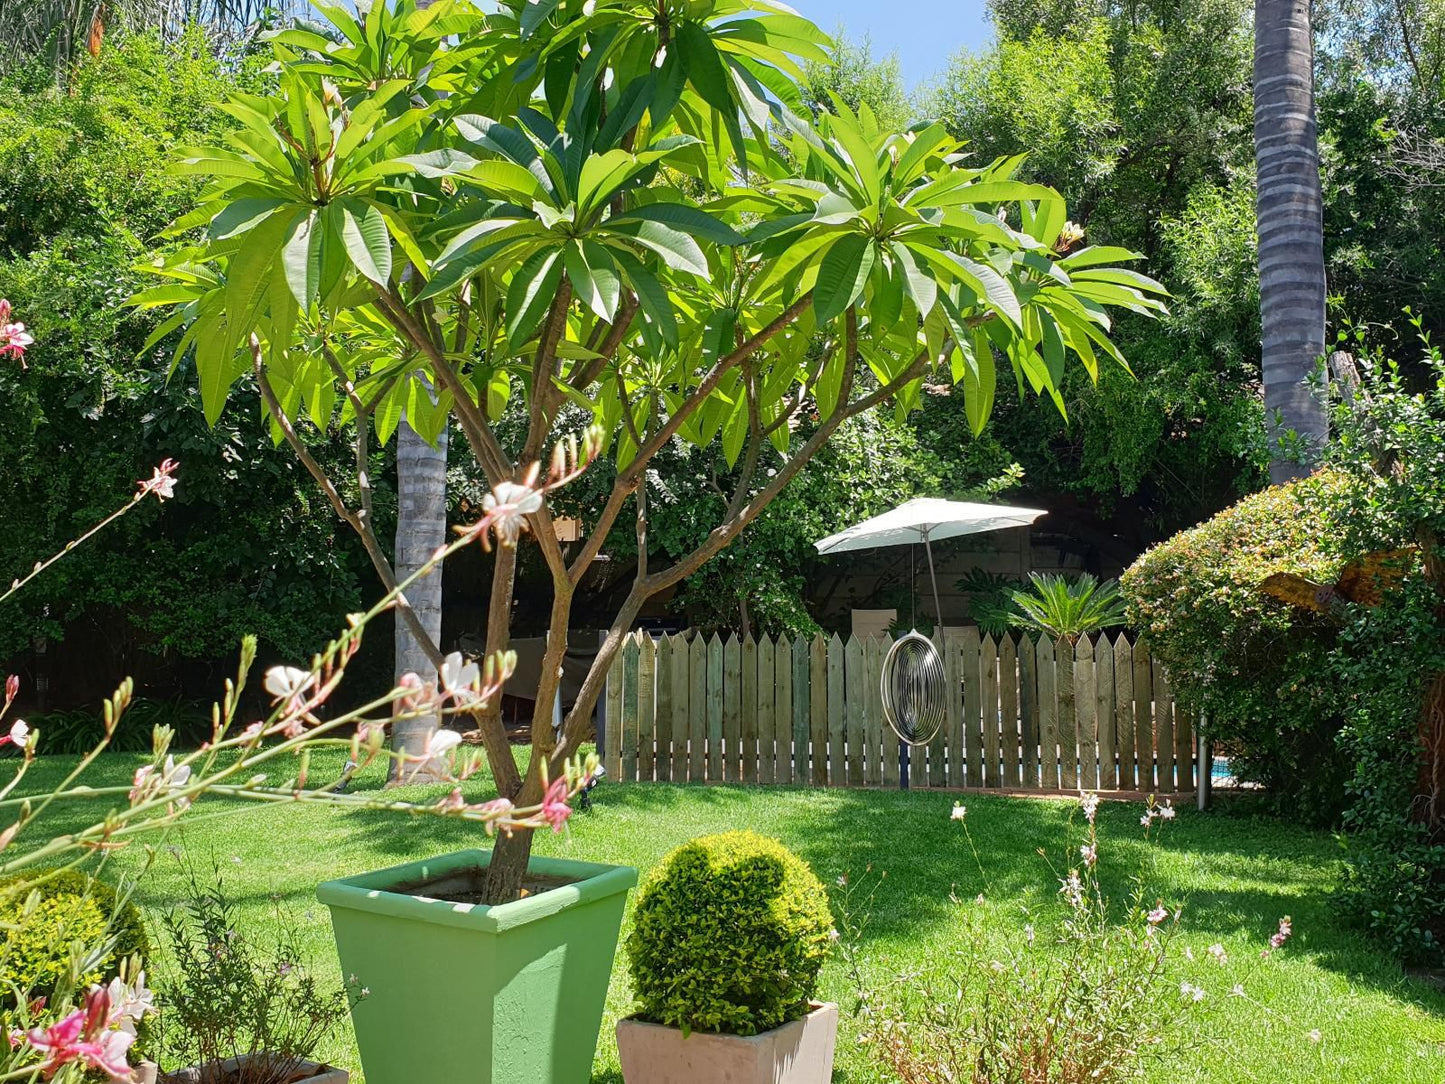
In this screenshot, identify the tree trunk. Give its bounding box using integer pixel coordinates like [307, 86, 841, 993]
[390, 419, 448, 782]
[1254, 0, 1329, 483]
[484, 826, 536, 903]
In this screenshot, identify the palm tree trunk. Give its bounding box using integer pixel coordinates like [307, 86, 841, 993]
[390, 419, 448, 782]
[1254, 0, 1328, 483]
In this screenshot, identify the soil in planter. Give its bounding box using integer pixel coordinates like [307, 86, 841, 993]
[159, 1061, 339, 1084]
[393, 864, 580, 905]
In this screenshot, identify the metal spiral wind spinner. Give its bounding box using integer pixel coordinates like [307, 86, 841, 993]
[880, 631, 947, 747]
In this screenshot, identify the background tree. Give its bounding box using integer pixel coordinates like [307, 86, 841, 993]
[138, 0, 1163, 901]
[1254, 0, 1329, 480]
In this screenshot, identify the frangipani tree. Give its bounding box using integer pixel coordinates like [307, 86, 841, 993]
[134, 0, 1165, 901]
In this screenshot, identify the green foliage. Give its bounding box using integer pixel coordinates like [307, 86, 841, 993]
[1324, 329, 1445, 963]
[1009, 572, 1126, 641]
[156, 858, 350, 1081]
[25, 698, 199, 754]
[1121, 473, 1354, 820]
[956, 568, 1025, 637]
[625, 830, 834, 1037]
[0, 868, 150, 1003]
[0, 31, 379, 679]
[801, 34, 911, 132]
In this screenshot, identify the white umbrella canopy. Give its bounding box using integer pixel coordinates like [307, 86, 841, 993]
[814, 498, 1048, 626]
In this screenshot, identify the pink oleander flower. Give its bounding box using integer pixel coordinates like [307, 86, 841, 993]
[137, 458, 178, 502]
[540, 775, 573, 832]
[0, 719, 28, 749]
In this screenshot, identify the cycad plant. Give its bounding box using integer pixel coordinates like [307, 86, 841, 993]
[1010, 572, 1127, 643]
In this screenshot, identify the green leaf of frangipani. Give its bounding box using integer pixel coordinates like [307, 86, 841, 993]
[812, 234, 875, 323]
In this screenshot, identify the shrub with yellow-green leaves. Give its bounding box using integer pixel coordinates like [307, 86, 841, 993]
[0, 869, 150, 1004]
[1121, 470, 1354, 821]
[626, 830, 834, 1037]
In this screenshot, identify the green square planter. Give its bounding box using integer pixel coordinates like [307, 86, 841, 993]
[317, 849, 636, 1084]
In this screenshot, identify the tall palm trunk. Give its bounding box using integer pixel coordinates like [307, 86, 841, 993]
[1254, 0, 1328, 482]
[390, 419, 448, 781]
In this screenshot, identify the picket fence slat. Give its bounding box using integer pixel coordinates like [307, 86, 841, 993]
[1095, 635, 1117, 790]
[1019, 634, 1039, 787]
[1114, 635, 1134, 790]
[605, 631, 1197, 795]
[723, 635, 741, 783]
[827, 634, 845, 785]
[758, 637, 777, 787]
[810, 637, 827, 785]
[1133, 639, 1154, 790]
[776, 638, 794, 785]
[1076, 636, 1097, 792]
[792, 636, 810, 783]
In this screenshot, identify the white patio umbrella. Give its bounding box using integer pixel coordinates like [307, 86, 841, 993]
[814, 498, 1048, 627]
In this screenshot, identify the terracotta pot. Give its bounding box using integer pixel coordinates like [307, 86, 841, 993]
[156, 1055, 348, 1084]
[615, 1002, 838, 1084]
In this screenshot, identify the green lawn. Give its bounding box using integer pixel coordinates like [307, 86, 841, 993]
[11, 750, 1445, 1083]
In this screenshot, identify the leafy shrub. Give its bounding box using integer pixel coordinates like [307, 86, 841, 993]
[625, 830, 834, 1037]
[1121, 472, 1354, 821]
[157, 858, 349, 1084]
[22, 699, 184, 754]
[957, 569, 1024, 637]
[0, 868, 149, 1002]
[1324, 331, 1445, 962]
[1009, 572, 1127, 642]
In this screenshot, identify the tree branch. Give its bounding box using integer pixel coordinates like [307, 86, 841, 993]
[250, 335, 444, 670]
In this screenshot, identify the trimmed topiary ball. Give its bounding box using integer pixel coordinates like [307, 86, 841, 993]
[0, 868, 149, 1003]
[626, 830, 834, 1037]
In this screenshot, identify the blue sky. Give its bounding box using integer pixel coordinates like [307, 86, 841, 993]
[789, 0, 994, 87]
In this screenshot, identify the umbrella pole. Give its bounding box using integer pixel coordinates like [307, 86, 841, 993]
[922, 526, 944, 631]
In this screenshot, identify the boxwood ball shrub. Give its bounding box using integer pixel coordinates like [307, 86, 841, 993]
[1121, 470, 1354, 822]
[0, 868, 150, 1002]
[626, 830, 834, 1037]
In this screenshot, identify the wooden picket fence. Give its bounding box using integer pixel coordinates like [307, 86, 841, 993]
[601, 630, 1199, 794]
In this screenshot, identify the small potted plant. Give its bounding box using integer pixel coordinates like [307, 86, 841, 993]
[153, 859, 350, 1084]
[616, 830, 838, 1084]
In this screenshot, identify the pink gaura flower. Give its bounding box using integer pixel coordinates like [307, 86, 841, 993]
[1264, 915, 1293, 956]
[4, 673, 17, 705]
[540, 776, 572, 832]
[439, 652, 481, 706]
[136, 458, 178, 502]
[1079, 843, 1097, 867]
[0, 308, 34, 362]
[1147, 905, 1169, 925]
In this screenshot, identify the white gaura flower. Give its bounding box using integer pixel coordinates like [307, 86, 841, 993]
[264, 666, 315, 703]
[950, 803, 967, 821]
[482, 482, 544, 546]
[427, 729, 463, 758]
[439, 652, 481, 704]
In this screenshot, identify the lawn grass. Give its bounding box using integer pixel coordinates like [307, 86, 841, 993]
[10, 749, 1445, 1083]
